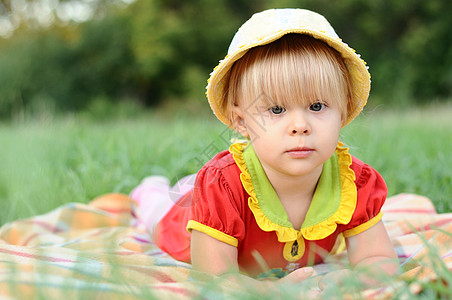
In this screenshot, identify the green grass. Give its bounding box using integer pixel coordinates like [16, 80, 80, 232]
[341, 104, 452, 213]
[0, 103, 451, 225]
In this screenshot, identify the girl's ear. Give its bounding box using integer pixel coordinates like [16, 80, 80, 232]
[232, 105, 249, 138]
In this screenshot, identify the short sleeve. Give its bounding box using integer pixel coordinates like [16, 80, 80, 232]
[341, 157, 388, 238]
[186, 164, 245, 247]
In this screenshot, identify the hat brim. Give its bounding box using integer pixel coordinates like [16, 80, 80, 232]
[206, 29, 370, 127]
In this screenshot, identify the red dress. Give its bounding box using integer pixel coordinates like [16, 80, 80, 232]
[153, 142, 387, 278]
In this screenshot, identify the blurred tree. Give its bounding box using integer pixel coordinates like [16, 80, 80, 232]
[126, 0, 244, 104]
[0, 10, 136, 117]
[65, 12, 137, 109]
[0, 26, 72, 117]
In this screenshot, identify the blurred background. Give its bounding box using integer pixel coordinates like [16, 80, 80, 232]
[0, 0, 451, 120]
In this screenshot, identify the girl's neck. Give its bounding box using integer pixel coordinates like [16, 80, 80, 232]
[262, 164, 323, 229]
[263, 164, 323, 203]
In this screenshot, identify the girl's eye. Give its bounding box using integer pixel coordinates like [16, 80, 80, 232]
[309, 102, 326, 112]
[270, 106, 286, 114]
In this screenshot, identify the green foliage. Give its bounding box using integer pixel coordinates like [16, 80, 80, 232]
[0, 12, 137, 118]
[126, 0, 243, 103]
[0, 27, 71, 117]
[0, 0, 451, 118]
[67, 14, 138, 110]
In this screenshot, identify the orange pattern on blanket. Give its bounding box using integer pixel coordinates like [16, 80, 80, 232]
[0, 193, 451, 299]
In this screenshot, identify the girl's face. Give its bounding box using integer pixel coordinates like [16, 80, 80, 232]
[233, 94, 342, 181]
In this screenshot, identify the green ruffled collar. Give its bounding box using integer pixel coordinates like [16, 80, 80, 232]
[229, 142, 357, 242]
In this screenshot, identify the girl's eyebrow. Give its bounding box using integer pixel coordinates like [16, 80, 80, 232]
[251, 96, 278, 108]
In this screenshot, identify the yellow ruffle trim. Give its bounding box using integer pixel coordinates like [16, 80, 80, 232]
[229, 142, 357, 243]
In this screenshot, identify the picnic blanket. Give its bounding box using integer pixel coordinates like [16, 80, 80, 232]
[0, 193, 451, 299]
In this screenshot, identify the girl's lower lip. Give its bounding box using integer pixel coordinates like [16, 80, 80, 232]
[285, 149, 314, 158]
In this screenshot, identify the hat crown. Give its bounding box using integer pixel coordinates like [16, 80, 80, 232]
[228, 9, 339, 55]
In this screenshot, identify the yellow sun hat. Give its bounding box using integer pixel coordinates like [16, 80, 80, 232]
[206, 8, 370, 127]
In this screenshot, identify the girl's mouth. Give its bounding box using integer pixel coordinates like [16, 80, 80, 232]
[285, 147, 315, 158]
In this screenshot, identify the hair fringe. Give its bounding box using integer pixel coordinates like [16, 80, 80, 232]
[223, 34, 352, 127]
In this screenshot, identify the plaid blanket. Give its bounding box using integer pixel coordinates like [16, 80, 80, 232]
[0, 193, 451, 299]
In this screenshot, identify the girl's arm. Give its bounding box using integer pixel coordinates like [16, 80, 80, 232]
[318, 221, 398, 290]
[345, 220, 399, 279]
[191, 230, 314, 285]
[191, 229, 238, 274]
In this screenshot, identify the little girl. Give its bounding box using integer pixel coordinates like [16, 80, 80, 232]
[132, 8, 398, 284]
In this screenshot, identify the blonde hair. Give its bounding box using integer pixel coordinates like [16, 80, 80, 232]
[222, 34, 352, 126]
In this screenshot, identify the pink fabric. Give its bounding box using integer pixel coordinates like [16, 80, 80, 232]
[130, 174, 196, 232]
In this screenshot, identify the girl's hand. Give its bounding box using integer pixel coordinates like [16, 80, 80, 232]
[317, 269, 353, 290]
[279, 267, 314, 283]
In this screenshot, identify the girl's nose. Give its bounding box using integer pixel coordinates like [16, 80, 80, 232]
[289, 111, 311, 135]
